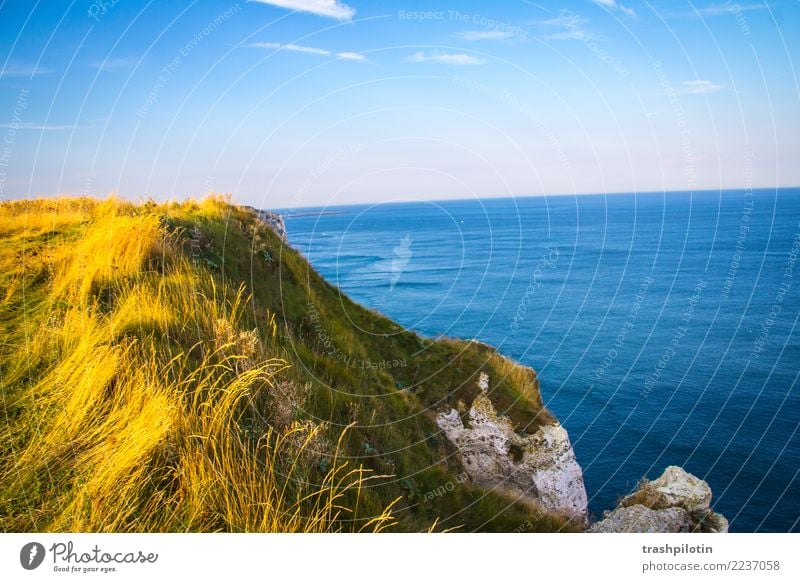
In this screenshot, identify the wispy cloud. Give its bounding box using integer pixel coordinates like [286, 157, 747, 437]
[409, 51, 484, 66]
[663, 2, 766, 18]
[540, 12, 599, 41]
[545, 30, 594, 40]
[336, 51, 368, 62]
[677, 80, 725, 94]
[592, 0, 636, 17]
[457, 30, 515, 41]
[0, 122, 80, 130]
[250, 42, 368, 61]
[698, 2, 764, 15]
[541, 13, 590, 27]
[251, 42, 329, 55]
[0, 64, 51, 78]
[89, 57, 140, 73]
[247, 0, 355, 20]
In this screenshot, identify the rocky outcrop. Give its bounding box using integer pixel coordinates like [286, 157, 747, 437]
[589, 505, 692, 533]
[251, 208, 287, 241]
[436, 373, 588, 522]
[620, 465, 713, 512]
[589, 465, 728, 533]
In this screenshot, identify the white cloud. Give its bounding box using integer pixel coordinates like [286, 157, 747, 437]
[540, 12, 598, 41]
[336, 51, 368, 62]
[545, 30, 592, 41]
[409, 51, 484, 66]
[0, 122, 78, 130]
[541, 13, 590, 28]
[545, 26, 600, 41]
[678, 80, 725, 94]
[669, 2, 766, 17]
[458, 30, 515, 41]
[592, 0, 636, 17]
[250, 42, 367, 61]
[0, 64, 51, 78]
[248, 0, 355, 20]
[698, 3, 743, 15]
[251, 41, 330, 55]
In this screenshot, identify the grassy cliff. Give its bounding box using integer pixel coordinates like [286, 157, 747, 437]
[0, 196, 578, 532]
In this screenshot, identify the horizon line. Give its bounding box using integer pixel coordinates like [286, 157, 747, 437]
[3, 184, 798, 210]
[273, 185, 800, 213]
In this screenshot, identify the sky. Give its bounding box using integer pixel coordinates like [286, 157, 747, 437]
[0, 0, 798, 208]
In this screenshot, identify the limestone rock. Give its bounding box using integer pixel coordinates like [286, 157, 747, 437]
[693, 509, 730, 533]
[590, 465, 729, 533]
[622, 465, 712, 512]
[477, 371, 490, 392]
[588, 505, 692, 533]
[436, 389, 587, 522]
[252, 208, 287, 241]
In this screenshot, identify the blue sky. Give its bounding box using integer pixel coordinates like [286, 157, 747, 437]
[1, 0, 798, 207]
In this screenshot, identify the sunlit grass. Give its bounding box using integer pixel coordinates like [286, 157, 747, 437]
[0, 196, 396, 533]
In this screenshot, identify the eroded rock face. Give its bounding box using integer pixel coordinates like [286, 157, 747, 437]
[253, 209, 287, 241]
[436, 377, 588, 522]
[589, 506, 691, 533]
[590, 465, 729, 533]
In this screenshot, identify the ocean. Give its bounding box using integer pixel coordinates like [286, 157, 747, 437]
[282, 188, 800, 532]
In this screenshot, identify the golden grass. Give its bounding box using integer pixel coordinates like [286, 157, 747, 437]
[0, 197, 91, 237]
[0, 196, 397, 533]
[50, 212, 162, 302]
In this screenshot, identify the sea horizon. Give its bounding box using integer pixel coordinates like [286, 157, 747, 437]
[275, 186, 800, 214]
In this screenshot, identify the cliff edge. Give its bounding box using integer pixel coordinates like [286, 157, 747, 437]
[437, 372, 588, 523]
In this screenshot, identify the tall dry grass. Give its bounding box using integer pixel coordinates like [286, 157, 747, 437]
[0, 196, 396, 532]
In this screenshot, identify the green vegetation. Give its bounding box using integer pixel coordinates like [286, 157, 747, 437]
[0, 196, 578, 532]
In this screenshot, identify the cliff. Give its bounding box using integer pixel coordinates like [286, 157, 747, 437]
[248, 207, 287, 240]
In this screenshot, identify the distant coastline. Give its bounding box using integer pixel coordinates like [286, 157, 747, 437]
[285, 210, 349, 218]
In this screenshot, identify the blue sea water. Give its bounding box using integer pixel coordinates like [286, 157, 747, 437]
[282, 189, 800, 532]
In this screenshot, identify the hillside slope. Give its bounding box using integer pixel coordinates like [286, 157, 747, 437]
[0, 196, 582, 532]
